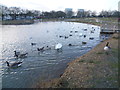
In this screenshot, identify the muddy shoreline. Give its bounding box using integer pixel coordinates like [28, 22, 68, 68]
[34, 33, 119, 88]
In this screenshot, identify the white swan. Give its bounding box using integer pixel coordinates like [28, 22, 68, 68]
[55, 43, 62, 50]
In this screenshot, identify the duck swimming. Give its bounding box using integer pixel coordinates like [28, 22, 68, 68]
[37, 47, 44, 51]
[6, 61, 22, 68]
[31, 43, 36, 46]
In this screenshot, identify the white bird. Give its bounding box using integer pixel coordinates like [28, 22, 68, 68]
[6, 61, 22, 68]
[79, 33, 83, 37]
[55, 43, 62, 50]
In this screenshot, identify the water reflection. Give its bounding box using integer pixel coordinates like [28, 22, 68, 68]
[1, 21, 102, 88]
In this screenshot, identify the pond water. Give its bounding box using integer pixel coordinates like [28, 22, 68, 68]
[0, 21, 104, 88]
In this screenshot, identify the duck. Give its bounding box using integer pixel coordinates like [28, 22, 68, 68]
[89, 37, 94, 40]
[6, 61, 22, 68]
[31, 43, 36, 46]
[82, 42, 87, 44]
[14, 51, 28, 58]
[104, 42, 111, 51]
[64, 36, 68, 39]
[37, 47, 44, 51]
[83, 35, 86, 38]
[68, 44, 72, 46]
[69, 34, 72, 36]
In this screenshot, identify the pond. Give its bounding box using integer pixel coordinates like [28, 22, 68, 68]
[1, 21, 104, 88]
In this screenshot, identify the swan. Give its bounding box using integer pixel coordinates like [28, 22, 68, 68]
[6, 61, 22, 68]
[55, 43, 62, 50]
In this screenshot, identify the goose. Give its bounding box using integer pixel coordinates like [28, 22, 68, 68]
[6, 61, 22, 68]
[14, 51, 28, 58]
[14, 51, 20, 57]
[18, 53, 28, 58]
[104, 42, 111, 51]
[37, 47, 44, 51]
[55, 43, 62, 50]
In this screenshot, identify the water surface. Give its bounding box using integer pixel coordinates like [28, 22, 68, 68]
[1, 21, 103, 88]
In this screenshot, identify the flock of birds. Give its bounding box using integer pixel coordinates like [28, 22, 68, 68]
[6, 42, 63, 68]
[5, 27, 111, 68]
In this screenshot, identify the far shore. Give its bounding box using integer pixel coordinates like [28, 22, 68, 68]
[1, 19, 34, 25]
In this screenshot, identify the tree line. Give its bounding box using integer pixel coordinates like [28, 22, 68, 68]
[0, 5, 119, 20]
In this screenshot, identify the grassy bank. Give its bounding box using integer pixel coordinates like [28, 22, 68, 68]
[34, 33, 119, 88]
[2, 19, 34, 25]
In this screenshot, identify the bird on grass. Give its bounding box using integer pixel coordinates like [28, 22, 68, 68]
[6, 61, 22, 68]
[104, 42, 111, 55]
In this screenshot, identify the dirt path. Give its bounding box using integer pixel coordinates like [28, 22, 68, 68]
[34, 33, 119, 88]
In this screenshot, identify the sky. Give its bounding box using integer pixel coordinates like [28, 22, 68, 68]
[0, 0, 119, 13]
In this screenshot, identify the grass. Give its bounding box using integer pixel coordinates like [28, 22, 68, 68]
[79, 59, 85, 62]
[110, 62, 118, 69]
[2, 19, 34, 25]
[88, 60, 101, 64]
[96, 52, 104, 54]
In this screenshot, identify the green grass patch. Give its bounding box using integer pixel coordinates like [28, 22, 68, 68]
[88, 60, 101, 64]
[96, 52, 104, 54]
[79, 59, 85, 63]
[112, 36, 119, 39]
[110, 62, 118, 69]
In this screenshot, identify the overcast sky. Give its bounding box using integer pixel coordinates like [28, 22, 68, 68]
[0, 0, 119, 12]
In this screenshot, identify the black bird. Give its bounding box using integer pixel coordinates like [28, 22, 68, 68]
[64, 36, 68, 39]
[83, 35, 86, 38]
[6, 61, 22, 68]
[68, 44, 72, 46]
[14, 51, 20, 57]
[37, 47, 44, 51]
[31, 43, 36, 46]
[82, 42, 87, 44]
